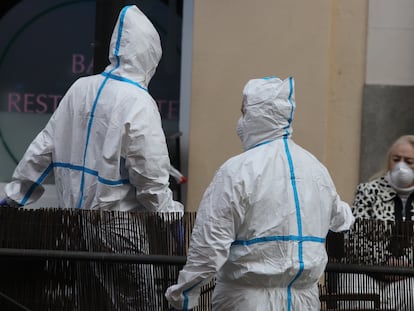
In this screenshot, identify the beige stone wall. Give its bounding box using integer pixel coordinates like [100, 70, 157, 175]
[325, 0, 368, 204]
[185, 0, 368, 211]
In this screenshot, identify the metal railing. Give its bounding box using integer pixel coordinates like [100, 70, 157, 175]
[1, 208, 414, 311]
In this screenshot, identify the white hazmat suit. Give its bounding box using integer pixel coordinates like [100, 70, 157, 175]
[4, 5, 182, 214]
[165, 76, 354, 310]
[4, 5, 183, 310]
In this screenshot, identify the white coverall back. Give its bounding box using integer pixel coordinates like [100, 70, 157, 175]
[165, 77, 354, 310]
[5, 5, 182, 214]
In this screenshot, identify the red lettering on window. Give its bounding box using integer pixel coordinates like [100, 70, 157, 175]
[24, 93, 35, 113]
[72, 54, 85, 74]
[8, 93, 22, 112]
[36, 94, 48, 113]
[6, 92, 63, 114]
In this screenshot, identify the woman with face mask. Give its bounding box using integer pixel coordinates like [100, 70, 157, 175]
[337, 135, 414, 310]
[353, 135, 414, 222]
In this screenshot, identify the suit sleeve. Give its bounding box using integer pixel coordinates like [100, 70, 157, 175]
[165, 167, 242, 310]
[125, 97, 183, 213]
[5, 105, 61, 205]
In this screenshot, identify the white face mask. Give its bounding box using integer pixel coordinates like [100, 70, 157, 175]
[389, 162, 414, 189]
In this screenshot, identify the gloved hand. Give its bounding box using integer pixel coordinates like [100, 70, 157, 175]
[0, 197, 22, 208]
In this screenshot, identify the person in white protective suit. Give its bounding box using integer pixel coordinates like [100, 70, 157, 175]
[1, 5, 183, 310]
[2, 5, 182, 214]
[165, 76, 355, 311]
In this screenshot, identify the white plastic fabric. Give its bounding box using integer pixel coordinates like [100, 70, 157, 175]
[165, 76, 354, 310]
[5, 5, 183, 213]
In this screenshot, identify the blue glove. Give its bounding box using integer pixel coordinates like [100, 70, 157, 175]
[0, 197, 22, 208]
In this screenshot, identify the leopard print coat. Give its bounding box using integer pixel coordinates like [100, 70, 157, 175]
[347, 176, 414, 268]
[352, 176, 414, 222]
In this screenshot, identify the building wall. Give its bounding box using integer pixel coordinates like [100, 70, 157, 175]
[359, 0, 414, 182]
[184, 0, 368, 211]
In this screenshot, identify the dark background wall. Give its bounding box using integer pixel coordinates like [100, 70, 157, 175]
[359, 84, 414, 182]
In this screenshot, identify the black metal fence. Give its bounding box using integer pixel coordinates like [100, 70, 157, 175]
[0, 207, 212, 311]
[321, 219, 414, 311]
[1, 208, 414, 311]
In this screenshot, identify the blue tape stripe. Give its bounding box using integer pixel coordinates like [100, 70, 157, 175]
[18, 161, 129, 206]
[283, 76, 304, 311]
[101, 72, 148, 92]
[285, 136, 305, 311]
[53, 162, 129, 185]
[113, 5, 131, 67]
[283, 76, 295, 130]
[262, 75, 277, 80]
[78, 76, 110, 208]
[20, 163, 54, 205]
[77, 5, 131, 209]
[232, 235, 325, 246]
[182, 280, 203, 310]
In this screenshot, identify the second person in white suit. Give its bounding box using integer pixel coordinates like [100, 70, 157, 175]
[165, 76, 354, 311]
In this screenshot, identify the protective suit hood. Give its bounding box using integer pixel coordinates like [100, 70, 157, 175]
[238, 76, 295, 150]
[104, 5, 162, 88]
